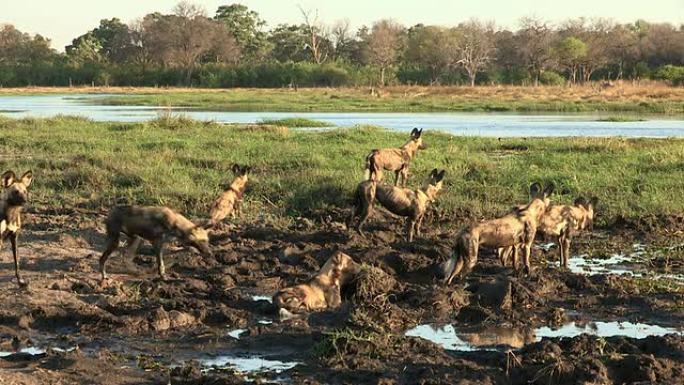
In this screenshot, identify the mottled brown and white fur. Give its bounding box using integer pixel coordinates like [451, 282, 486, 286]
[444, 183, 554, 284]
[208, 164, 250, 226]
[364, 128, 426, 186]
[273, 251, 361, 319]
[350, 169, 446, 242]
[0, 170, 33, 287]
[99, 205, 212, 281]
[539, 197, 597, 268]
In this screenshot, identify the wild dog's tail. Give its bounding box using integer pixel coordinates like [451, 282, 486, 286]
[443, 232, 468, 284]
[364, 150, 380, 181]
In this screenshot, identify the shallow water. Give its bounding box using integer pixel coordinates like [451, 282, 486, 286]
[405, 321, 684, 351]
[2, 94, 684, 137]
[0, 347, 47, 357]
[199, 354, 299, 373]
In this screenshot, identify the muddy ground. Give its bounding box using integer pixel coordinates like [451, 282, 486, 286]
[0, 207, 683, 385]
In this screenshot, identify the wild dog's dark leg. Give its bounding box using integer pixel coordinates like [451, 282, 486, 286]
[152, 237, 166, 279]
[9, 232, 26, 287]
[463, 239, 479, 276]
[400, 166, 410, 187]
[357, 202, 372, 236]
[406, 219, 416, 242]
[394, 169, 401, 186]
[124, 236, 142, 259]
[415, 213, 425, 237]
[99, 233, 120, 281]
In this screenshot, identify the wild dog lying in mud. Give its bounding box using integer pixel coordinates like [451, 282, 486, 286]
[350, 169, 446, 242]
[99, 205, 213, 281]
[537, 196, 598, 268]
[0, 170, 33, 287]
[273, 251, 361, 319]
[444, 183, 554, 285]
[364, 127, 426, 186]
[208, 164, 250, 227]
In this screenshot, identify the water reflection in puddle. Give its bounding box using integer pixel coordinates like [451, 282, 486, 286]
[406, 321, 683, 352]
[251, 295, 273, 303]
[200, 354, 299, 373]
[0, 347, 47, 357]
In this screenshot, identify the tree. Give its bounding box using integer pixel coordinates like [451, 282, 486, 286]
[405, 25, 455, 84]
[365, 19, 405, 85]
[0, 24, 54, 64]
[516, 17, 554, 86]
[66, 18, 135, 64]
[299, 6, 330, 64]
[214, 4, 269, 60]
[454, 19, 496, 86]
[267, 24, 310, 62]
[142, 2, 239, 83]
[330, 19, 359, 61]
[553, 37, 587, 84]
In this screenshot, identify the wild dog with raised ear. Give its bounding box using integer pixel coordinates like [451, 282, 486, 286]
[350, 169, 446, 242]
[99, 205, 213, 282]
[444, 183, 554, 284]
[273, 251, 361, 319]
[539, 196, 598, 268]
[364, 128, 426, 186]
[0, 170, 33, 287]
[208, 164, 250, 227]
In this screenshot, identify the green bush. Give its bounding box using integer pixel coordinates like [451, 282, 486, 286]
[540, 71, 566, 86]
[654, 65, 684, 86]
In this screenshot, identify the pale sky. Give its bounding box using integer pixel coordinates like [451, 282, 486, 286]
[2, 0, 683, 51]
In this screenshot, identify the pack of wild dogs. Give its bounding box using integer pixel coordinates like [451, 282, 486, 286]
[1, 128, 597, 318]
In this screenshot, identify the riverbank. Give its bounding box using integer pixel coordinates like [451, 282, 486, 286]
[1, 84, 683, 113]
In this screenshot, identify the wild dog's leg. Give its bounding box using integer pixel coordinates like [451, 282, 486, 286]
[325, 285, 342, 309]
[9, 232, 26, 287]
[400, 166, 410, 187]
[445, 255, 464, 285]
[464, 239, 479, 276]
[512, 246, 519, 270]
[99, 233, 120, 282]
[406, 219, 417, 242]
[356, 182, 376, 237]
[152, 237, 166, 280]
[124, 236, 142, 259]
[394, 169, 401, 186]
[415, 213, 425, 237]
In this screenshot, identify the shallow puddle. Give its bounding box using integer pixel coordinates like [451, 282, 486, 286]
[0, 347, 47, 358]
[251, 295, 273, 303]
[199, 354, 299, 373]
[406, 321, 683, 352]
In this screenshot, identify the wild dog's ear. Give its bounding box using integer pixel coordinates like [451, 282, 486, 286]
[415, 128, 423, 138]
[529, 182, 542, 198]
[231, 164, 241, 174]
[543, 183, 555, 197]
[410, 127, 418, 136]
[20, 171, 33, 187]
[241, 166, 251, 175]
[429, 168, 438, 180]
[2, 171, 16, 188]
[589, 197, 599, 208]
[436, 170, 446, 182]
[574, 197, 587, 207]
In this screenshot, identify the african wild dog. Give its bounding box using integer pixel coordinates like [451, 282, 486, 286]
[538, 196, 598, 268]
[99, 205, 212, 281]
[0, 170, 33, 287]
[273, 251, 361, 319]
[444, 183, 554, 284]
[350, 169, 446, 242]
[208, 164, 250, 227]
[364, 128, 426, 186]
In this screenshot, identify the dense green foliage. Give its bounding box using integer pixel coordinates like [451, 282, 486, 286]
[0, 5, 683, 87]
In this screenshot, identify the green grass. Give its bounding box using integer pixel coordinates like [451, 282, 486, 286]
[82, 88, 684, 114]
[258, 117, 334, 127]
[1, 115, 684, 226]
[596, 116, 647, 122]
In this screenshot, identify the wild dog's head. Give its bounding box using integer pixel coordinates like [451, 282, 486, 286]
[424, 169, 446, 201]
[273, 286, 309, 318]
[574, 196, 598, 230]
[1, 170, 33, 206]
[185, 226, 213, 258]
[319, 251, 361, 286]
[230, 164, 250, 188]
[409, 127, 427, 150]
[527, 182, 554, 221]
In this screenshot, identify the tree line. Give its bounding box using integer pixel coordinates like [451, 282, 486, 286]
[1, 2, 683, 88]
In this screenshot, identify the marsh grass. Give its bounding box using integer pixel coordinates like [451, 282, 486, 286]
[1, 115, 683, 226]
[73, 84, 684, 114]
[258, 117, 334, 127]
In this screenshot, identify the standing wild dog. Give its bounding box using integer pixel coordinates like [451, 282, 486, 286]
[208, 164, 250, 227]
[0, 170, 33, 287]
[364, 127, 426, 186]
[350, 169, 446, 242]
[273, 251, 361, 319]
[538, 197, 598, 268]
[444, 183, 554, 285]
[99, 205, 213, 281]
